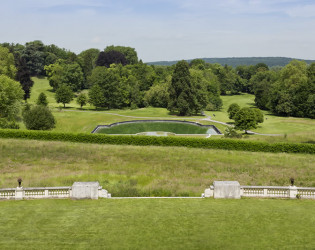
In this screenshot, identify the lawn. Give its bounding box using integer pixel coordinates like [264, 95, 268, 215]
[0, 138, 314, 196]
[27, 77, 315, 142]
[0, 199, 314, 249]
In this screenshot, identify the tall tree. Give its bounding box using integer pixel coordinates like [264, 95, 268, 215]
[0, 75, 24, 119]
[21, 40, 46, 76]
[45, 60, 84, 91]
[15, 56, 34, 101]
[55, 85, 74, 108]
[105, 45, 138, 64]
[168, 60, 197, 116]
[0, 46, 17, 79]
[96, 51, 127, 68]
[228, 103, 241, 120]
[78, 48, 100, 79]
[234, 107, 257, 133]
[88, 66, 129, 109]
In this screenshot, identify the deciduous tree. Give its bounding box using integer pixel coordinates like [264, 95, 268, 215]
[55, 84, 74, 108]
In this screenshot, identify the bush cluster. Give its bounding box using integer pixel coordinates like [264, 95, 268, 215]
[0, 129, 314, 154]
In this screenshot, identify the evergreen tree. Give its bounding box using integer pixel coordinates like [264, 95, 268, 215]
[37, 92, 48, 106]
[16, 57, 34, 100]
[23, 105, 55, 130]
[167, 60, 197, 116]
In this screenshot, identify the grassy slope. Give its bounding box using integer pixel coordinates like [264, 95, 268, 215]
[0, 199, 314, 249]
[28, 78, 315, 142]
[0, 139, 314, 195]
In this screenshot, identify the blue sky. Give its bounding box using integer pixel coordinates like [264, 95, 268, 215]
[1, 0, 315, 61]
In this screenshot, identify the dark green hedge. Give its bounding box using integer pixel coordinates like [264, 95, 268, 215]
[0, 129, 314, 154]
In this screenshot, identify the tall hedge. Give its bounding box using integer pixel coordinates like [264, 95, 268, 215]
[0, 129, 314, 154]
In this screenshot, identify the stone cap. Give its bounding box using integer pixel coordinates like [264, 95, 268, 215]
[72, 182, 100, 187]
[214, 181, 240, 186]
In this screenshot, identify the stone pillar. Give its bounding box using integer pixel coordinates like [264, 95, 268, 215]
[15, 187, 24, 200]
[289, 186, 298, 199]
[263, 188, 268, 197]
[213, 181, 240, 199]
[71, 182, 100, 199]
[203, 185, 214, 198]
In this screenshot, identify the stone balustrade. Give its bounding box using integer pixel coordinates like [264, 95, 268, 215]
[203, 182, 315, 199]
[0, 182, 111, 200]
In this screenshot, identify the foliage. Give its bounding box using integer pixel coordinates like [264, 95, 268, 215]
[78, 48, 100, 79]
[0, 75, 24, 120]
[21, 40, 46, 76]
[45, 60, 84, 91]
[224, 126, 242, 138]
[88, 65, 130, 109]
[105, 45, 138, 64]
[234, 107, 257, 132]
[36, 92, 48, 106]
[253, 108, 264, 124]
[227, 103, 240, 120]
[55, 85, 74, 108]
[15, 56, 34, 100]
[0, 118, 19, 129]
[168, 60, 198, 115]
[96, 51, 127, 68]
[251, 71, 278, 109]
[76, 93, 88, 108]
[22, 105, 56, 130]
[0, 129, 314, 154]
[190, 69, 222, 111]
[0, 46, 17, 79]
[210, 64, 243, 95]
[144, 83, 169, 108]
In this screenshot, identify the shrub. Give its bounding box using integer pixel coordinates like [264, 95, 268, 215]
[224, 127, 242, 138]
[36, 92, 48, 106]
[23, 105, 56, 130]
[0, 118, 19, 129]
[0, 129, 314, 154]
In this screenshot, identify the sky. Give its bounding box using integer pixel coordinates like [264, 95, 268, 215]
[1, 0, 315, 62]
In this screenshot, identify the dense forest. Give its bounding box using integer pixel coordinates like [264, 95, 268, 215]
[0, 41, 314, 130]
[148, 57, 315, 68]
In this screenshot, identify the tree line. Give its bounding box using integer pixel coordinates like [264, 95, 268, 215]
[0, 40, 314, 133]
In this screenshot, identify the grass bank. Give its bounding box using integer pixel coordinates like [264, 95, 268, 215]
[0, 199, 314, 249]
[0, 138, 314, 195]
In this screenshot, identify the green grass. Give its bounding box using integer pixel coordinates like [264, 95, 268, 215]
[27, 78, 315, 142]
[0, 138, 314, 196]
[0, 199, 314, 249]
[97, 122, 210, 134]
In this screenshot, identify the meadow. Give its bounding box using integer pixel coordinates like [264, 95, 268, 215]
[26, 77, 315, 143]
[1, 138, 314, 195]
[0, 199, 314, 249]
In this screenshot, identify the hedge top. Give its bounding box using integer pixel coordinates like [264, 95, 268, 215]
[0, 129, 314, 154]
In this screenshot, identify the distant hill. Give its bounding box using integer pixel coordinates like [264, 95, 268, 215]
[146, 57, 315, 67]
